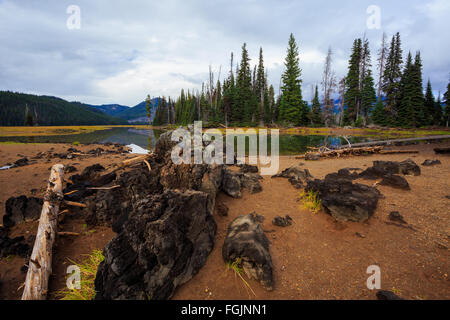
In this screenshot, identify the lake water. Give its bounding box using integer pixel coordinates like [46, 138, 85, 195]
[0, 127, 384, 155]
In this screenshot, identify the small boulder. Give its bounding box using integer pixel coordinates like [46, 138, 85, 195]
[306, 174, 380, 222]
[421, 159, 441, 166]
[389, 211, 407, 224]
[379, 174, 410, 190]
[222, 213, 273, 291]
[272, 215, 293, 227]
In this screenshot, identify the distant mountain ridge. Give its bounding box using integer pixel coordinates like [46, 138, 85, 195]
[114, 98, 160, 123]
[88, 104, 129, 116]
[0, 91, 127, 126]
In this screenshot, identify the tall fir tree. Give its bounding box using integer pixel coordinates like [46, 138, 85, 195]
[235, 43, 254, 124]
[310, 85, 323, 126]
[343, 38, 362, 125]
[360, 69, 377, 123]
[371, 98, 386, 126]
[410, 52, 425, 127]
[397, 52, 414, 127]
[382, 32, 403, 125]
[424, 80, 435, 126]
[279, 33, 305, 125]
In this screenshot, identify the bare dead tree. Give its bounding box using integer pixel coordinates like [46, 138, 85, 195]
[377, 32, 388, 99]
[322, 47, 337, 127]
[338, 77, 346, 126]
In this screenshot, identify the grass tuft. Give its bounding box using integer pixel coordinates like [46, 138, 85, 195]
[299, 190, 322, 214]
[224, 258, 256, 298]
[56, 249, 104, 300]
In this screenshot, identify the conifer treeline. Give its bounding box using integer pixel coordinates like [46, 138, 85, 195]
[150, 33, 449, 128]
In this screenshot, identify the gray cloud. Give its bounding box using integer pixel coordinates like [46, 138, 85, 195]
[0, 0, 448, 105]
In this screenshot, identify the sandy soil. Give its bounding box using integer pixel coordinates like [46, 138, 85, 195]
[0, 141, 449, 300]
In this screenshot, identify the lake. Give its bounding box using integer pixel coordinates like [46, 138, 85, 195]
[0, 126, 395, 155]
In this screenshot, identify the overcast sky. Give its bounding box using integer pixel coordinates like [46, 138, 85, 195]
[0, 0, 449, 106]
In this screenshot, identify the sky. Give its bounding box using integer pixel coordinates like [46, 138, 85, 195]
[0, 0, 449, 106]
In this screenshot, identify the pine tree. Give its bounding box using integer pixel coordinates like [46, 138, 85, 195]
[410, 52, 425, 127]
[236, 43, 254, 124]
[279, 33, 304, 125]
[382, 33, 403, 125]
[360, 69, 377, 123]
[372, 98, 386, 126]
[424, 80, 435, 126]
[397, 52, 414, 127]
[343, 38, 362, 125]
[268, 85, 276, 124]
[310, 85, 323, 126]
[256, 47, 267, 126]
[434, 93, 443, 126]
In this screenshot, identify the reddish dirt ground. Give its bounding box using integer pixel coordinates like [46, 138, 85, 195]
[0, 141, 449, 300]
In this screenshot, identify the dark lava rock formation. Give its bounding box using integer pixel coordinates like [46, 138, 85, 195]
[306, 174, 381, 222]
[222, 213, 273, 291]
[359, 159, 421, 179]
[93, 129, 263, 300]
[3, 196, 43, 228]
[95, 190, 216, 300]
[271, 166, 313, 188]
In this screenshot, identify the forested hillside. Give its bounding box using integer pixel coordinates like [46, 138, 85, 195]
[0, 91, 127, 126]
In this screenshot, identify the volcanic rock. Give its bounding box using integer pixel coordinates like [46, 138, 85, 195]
[305, 174, 381, 222]
[94, 190, 216, 300]
[222, 213, 273, 290]
[3, 196, 43, 228]
[379, 174, 410, 190]
[272, 166, 313, 188]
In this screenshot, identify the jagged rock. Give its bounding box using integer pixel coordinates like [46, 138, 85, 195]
[359, 159, 420, 179]
[305, 174, 380, 222]
[379, 174, 410, 190]
[0, 234, 30, 258]
[3, 196, 43, 228]
[222, 213, 273, 291]
[95, 190, 216, 300]
[14, 157, 28, 167]
[376, 290, 404, 300]
[222, 170, 242, 198]
[389, 211, 407, 224]
[272, 215, 293, 227]
[272, 166, 313, 188]
[421, 159, 441, 166]
[222, 169, 263, 198]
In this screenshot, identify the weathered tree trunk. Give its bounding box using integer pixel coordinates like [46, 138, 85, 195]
[21, 164, 64, 300]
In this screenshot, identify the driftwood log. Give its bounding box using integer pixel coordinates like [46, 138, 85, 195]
[296, 146, 419, 160]
[21, 164, 64, 300]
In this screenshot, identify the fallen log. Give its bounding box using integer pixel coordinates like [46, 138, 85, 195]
[379, 150, 419, 154]
[295, 146, 383, 159]
[22, 164, 64, 300]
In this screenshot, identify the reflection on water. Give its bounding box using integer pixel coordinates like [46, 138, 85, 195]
[0, 127, 377, 155]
